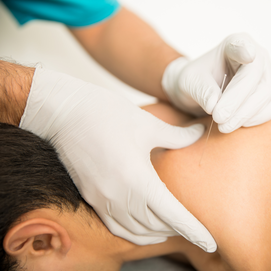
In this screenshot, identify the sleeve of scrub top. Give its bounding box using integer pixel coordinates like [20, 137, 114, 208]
[2, 0, 120, 27]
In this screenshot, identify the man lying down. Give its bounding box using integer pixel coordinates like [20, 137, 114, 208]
[1, 100, 270, 271]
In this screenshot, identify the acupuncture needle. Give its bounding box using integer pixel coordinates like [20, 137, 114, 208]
[199, 74, 227, 166]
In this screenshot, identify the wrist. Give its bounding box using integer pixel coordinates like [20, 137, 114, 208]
[0, 60, 35, 126]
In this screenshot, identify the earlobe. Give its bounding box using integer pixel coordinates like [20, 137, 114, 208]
[3, 218, 71, 257]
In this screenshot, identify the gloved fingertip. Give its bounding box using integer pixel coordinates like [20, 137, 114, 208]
[227, 39, 256, 64]
[168, 124, 205, 149]
[204, 241, 217, 253]
[212, 105, 232, 124]
[218, 123, 234, 134]
[205, 92, 219, 114]
[188, 124, 205, 138]
[245, 42, 256, 63]
[194, 241, 217, 253]
[173, 227, 217, 253]
[148, 237, 168, 245]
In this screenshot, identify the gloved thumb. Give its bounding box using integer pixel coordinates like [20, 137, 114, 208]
[224, 33, 256, 72]
[178, 69, 223, 114]
[146, 168, 217, 252]
[151, 119, 205, 149]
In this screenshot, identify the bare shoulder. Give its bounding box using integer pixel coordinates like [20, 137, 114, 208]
[145, 102, 271, 271]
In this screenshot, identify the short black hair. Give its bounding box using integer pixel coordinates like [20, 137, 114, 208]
[0, 123, 87, 271]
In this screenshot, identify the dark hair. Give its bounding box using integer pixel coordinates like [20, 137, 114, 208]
[0, 123, 86, 271]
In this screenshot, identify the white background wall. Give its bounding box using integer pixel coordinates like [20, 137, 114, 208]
[0, 0, 271, 105]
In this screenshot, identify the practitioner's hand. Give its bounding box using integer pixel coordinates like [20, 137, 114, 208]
[20, 66, 216, 252]
[162, 33, 271, 133]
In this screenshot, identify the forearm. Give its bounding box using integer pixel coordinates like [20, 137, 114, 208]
[0, 60, 34, 126]
[70, 7, 182, 100]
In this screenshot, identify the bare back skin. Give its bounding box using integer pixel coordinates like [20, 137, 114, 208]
[145, 102, 271, 271]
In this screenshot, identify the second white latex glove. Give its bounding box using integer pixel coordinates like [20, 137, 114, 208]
[162, 33, 271, 133]
[20, 66, 217, 252]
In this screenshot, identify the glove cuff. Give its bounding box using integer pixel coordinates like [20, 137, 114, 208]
[19, 63, 44, 135]
[19, 64, 89, 139]
[162, 57, 190, 110]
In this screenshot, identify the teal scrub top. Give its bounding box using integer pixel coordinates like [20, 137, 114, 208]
[2, 0, 120, 27]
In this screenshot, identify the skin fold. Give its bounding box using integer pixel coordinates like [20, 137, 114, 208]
[5, 102, 271, 271]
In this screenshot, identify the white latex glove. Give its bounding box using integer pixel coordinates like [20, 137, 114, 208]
[162, 33, 271, 133]
[19, 65, 217, 252]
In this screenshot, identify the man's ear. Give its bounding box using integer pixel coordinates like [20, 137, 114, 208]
[3, 218, 71, 258]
